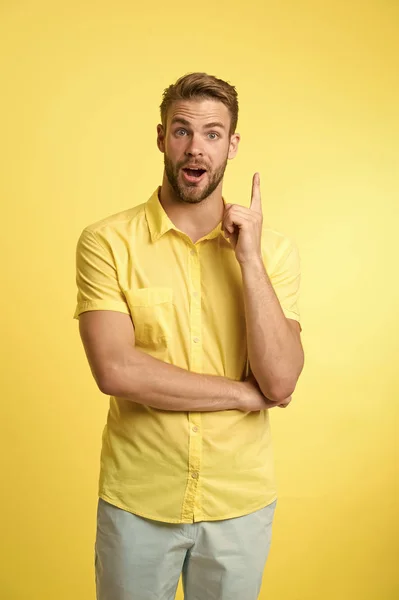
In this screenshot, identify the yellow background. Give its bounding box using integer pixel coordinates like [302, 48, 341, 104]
[1, 1, 398, 598]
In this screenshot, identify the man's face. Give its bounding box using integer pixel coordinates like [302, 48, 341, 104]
[157, 99, 240, 204]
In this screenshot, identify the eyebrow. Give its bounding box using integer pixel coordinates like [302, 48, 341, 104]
[170, 117, 226, 130]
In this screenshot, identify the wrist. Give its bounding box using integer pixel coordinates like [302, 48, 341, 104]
[238, 254, 264, 269]
[234, 380, 249, 411]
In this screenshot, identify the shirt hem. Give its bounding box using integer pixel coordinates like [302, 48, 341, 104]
[98, 490, 278, 524]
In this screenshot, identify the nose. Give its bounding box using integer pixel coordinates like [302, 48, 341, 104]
[184, 133, 203, 158]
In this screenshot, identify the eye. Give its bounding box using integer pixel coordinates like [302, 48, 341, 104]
[208, 132, 219, 140]
[176, 128, 187, 136]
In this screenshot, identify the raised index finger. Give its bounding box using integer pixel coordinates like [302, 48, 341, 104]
[249, 172, 262, 214]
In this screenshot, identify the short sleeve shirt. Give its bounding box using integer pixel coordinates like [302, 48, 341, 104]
[74, 187, 301, 523]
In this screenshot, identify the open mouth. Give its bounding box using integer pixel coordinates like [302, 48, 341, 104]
[182, 168, 207, 183]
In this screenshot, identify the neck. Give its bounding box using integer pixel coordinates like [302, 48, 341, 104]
[158, 172, 225, 241]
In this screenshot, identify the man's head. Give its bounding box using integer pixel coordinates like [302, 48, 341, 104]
[157, 72, 240, 204]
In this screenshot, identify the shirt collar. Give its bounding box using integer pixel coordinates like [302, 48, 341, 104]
[145, 187, 226, 243]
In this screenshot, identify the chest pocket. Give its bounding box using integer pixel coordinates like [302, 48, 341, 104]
[124, 287, 174, 349]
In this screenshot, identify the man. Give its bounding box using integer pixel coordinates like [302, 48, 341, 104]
[74, 72, 304, 600]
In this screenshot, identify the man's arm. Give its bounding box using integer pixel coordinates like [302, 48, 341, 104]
[78, 310, 286, 412]
[221, 173, 304, 402]
[241, 257, 304, 402]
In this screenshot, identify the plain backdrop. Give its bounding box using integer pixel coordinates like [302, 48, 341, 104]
[1, 1, 398, 599]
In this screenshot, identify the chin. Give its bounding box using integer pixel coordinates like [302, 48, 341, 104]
[180, 191, 205, 204]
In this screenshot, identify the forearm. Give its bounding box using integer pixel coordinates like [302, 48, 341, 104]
[241, 257, 304, 401]
[103, 347, 245, 412]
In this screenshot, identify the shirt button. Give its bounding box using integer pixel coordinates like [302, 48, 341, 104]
[191, 472, 199, 479]
[190, 249, 196, 256]
[192, 426, 199, 432]
[193, 337, 200, 343]
[193, 291, 199, 297]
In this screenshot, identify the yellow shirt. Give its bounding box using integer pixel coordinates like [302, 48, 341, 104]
[73, 187, 301, 523]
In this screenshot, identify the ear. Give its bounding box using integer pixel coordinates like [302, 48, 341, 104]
[157, 124, 165, 153]
[228, 132, 240, 160]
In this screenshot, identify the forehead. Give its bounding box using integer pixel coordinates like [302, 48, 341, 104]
[167, 99, 231, 128]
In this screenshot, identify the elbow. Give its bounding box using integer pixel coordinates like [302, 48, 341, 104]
[273, 387, 296, 404]
[96, 370, 113, 395]
[258, 363, 303, 404]
[98, 378, 113, 396]
[97, 366, 120, 396]
[87, 361, 117, 396]
[98, 349, 143, 397]
[99, 372, 128, 397]
[259, 380, 297, 405]
[98, 362, 138, 397]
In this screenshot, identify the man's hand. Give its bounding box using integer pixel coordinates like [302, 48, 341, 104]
[222, 172, 263, 265]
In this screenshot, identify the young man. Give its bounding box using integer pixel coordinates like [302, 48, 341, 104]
[74, 72, 304, 600]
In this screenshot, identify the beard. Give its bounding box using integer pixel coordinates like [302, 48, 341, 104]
[164, 153, 228, 204]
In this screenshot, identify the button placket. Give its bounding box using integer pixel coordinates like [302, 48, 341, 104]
[189, 246, 202, 363]
[180, 244, 203, 522]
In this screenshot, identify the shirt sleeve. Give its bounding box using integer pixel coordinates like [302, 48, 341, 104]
[73, 228, 130, 320]
[269, 239, 302, 331]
